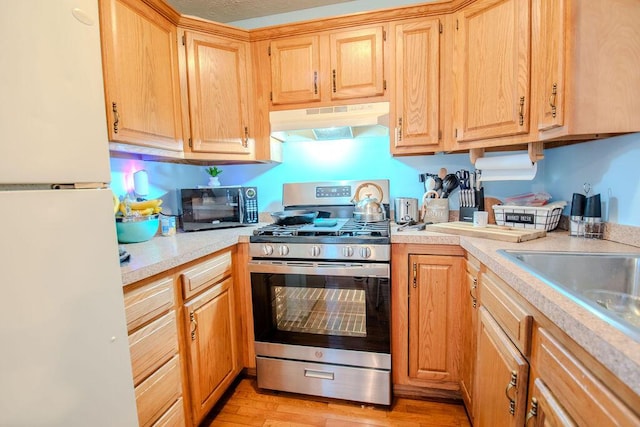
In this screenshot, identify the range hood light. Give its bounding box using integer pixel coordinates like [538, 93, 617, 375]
[312, 126, 353, 140]
[270, 102, 389, 142]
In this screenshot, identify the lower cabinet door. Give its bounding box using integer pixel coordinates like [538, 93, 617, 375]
[184, 277, 239, 424]
[475, 307, 529, 427]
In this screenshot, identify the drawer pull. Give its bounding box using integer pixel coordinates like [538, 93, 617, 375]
[304, 369, 334, 380]
[525, 397, 538, 425]
[505, 370, 518, 415]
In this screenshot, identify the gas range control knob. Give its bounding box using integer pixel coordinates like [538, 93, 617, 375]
[360, 246, 372, 259]
[278, 245, 289, 256]
[262, 244, 274, 256]
[342, 246, 354, 257]
[310, 245, 321, 257]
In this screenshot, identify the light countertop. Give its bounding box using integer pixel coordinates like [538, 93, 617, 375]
[119, 222, 640, 397]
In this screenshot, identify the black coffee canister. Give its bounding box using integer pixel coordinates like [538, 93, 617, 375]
[570, 193, 586, 216]
[583, 194, 601, 218]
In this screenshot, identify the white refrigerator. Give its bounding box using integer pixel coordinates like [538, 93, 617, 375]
[0, 1, 138, 426]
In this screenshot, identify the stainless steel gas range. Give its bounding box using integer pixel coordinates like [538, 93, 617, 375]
[248, 180, 392, 405]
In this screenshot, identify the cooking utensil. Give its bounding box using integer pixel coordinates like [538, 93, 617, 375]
[352, 182, 386, 222]
[424, 176, 436, 193]
[270, 210, 318, 225]
[438, 168, 447, 179]
[440, 174, 460, 199]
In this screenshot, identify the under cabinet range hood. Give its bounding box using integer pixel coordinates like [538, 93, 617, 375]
[270, 102, 389, 142]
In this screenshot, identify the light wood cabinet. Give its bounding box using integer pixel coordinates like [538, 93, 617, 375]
[452, 0, 530, 146]
[391, 244, 464, 399]
[526, 327, 639, 426]
[179, 251, 241, 425]
[123, 275, 185, 426]
[330, 26, 385, 100]
[270, 36, 321, 105]
[268, 25, 386, 108]
[390, 18, 442, 155]
[475, 307, 530, 427]
[460, 253, 480, 421]
[182, 30, 253, 159]
[99, 0, 183, 151]
[532, 0, 640, 141]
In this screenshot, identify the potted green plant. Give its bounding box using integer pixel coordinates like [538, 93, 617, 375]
[205, 166, 222, 187]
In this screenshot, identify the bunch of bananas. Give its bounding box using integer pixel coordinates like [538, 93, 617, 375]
[117, 197, 163, 217]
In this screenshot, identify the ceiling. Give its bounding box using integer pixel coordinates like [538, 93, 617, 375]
[164, 0, 356, 23]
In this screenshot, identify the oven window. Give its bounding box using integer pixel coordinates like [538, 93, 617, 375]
[251, 272, 390, 353]
[274, 286, 366, 337]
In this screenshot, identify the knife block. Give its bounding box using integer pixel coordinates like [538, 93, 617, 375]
[459, 188, 485, 222]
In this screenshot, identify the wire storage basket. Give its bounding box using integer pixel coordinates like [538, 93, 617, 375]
[493, 201, 567, 231]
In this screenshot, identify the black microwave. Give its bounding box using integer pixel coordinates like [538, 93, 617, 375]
[179, 186, 258, 231]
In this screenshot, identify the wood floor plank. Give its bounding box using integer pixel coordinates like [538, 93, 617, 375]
[203, 378, 471, 427]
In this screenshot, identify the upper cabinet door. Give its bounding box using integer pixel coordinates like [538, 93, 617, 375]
[185, 31, 252, 156]
[535, 0, 565, 132]
[330, 27, 385, 100]
[99, 0, 183, 151]
[455, 0, 530, 143]
[270, 36, 321, 105]
[391, 18, 441, 155]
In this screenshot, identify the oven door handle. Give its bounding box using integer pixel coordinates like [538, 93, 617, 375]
[248, 260, 389, 278]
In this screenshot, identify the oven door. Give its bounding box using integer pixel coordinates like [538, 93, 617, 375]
[248, 260, 390, 354]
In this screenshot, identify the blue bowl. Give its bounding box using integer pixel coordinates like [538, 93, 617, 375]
[115, 215, 159, 243]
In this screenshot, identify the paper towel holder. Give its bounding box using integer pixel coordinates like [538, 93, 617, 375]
[469, 142, 544, 165]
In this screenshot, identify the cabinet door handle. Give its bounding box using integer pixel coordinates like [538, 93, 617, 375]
[412, 262, 417, 288]
[518, 96, 525, 126]
[470, 276, 478, 308]
[242, 126, 249, 148]
[313, 71, 318, 94]
[190, 311, 198, 341]
[332, 69, 337, 93]
[549, 83, 557, 118]
[397, 117, 403, 142]
[525, 397, 538, 426]
[505, 370, 518, 415]
[112, 102, 120, 134]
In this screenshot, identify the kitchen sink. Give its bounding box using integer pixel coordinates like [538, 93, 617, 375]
[499, 250, 640, 341]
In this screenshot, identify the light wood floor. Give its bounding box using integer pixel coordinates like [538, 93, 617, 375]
[201, 377, 471, 426]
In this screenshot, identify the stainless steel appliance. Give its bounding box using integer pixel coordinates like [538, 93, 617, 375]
[249, 180, 392, 405]
[179, 186, 258, 231]
[394, 197, 419, 224]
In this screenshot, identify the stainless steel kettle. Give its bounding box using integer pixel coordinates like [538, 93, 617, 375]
[352, 182, 386, 222]
[394, 197, 419, 224]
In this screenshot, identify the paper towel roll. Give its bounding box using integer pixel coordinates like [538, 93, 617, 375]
[475, 154, 537, 181]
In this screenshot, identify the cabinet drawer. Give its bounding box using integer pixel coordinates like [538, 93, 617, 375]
[129, 311, 179, 386]
[135, 354, 182, 427]
[152, 397, 185, 427]
[532, 328, 639, 426]
[125, 276, 175, 332]
[181, 250, 232, 299]
[481, 270, 532, 355]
